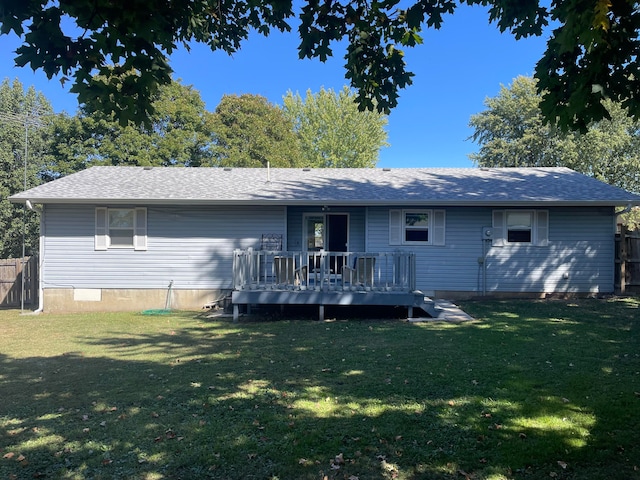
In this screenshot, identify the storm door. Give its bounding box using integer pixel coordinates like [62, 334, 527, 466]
[303, 213, 349, 273]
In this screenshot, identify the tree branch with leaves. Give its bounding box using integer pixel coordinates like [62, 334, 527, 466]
[3, 0, 639, 130]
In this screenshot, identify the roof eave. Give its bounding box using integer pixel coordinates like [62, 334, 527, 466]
[9, 197, 640, 207]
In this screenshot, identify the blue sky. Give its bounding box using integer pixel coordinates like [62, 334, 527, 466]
[0, 4, 550, 168]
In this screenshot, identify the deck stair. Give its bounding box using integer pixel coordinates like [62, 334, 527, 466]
[412, 295, 443, 318]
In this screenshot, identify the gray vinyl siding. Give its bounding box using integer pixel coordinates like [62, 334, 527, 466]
[42, 204, 286, 290]
[367, 207, 483, 293]
[485, 206, 615, 293]
[366, 206, 616, 294]
[41, 203, 616, 295]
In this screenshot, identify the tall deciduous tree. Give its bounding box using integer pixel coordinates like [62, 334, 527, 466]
[2, 1, 639, 131]
[212, 94, 301, 168]
[282, 86, 388, 168]
[47, 79, 215, 178]
[468, 75, 640, 196]
[0, 78, 53, 257]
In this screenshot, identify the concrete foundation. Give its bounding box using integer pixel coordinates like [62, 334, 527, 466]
[42, 288, 230, 313]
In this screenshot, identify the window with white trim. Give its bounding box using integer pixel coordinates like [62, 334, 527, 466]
[95, 207, 147, 251]
[492, 209, 548, 246]
[389, 209, 446, 246]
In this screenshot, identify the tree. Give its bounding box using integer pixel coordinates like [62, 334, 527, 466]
[211, 94, 301, 168]
[468, 76, 576, 169]
[468, 75, 640, 196]
[0, 78, 53, 258]
[46, 79, 216, 178]
[282, 86, 388, 168]
[2, 1, 638, 131]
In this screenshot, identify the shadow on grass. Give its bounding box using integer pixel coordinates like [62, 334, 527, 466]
[1, 299, 639, 479]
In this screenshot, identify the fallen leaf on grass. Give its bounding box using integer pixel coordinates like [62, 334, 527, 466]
[3, 452, 15, 459]
[557, 461, 567, 469]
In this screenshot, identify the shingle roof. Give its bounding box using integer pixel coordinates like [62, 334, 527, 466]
[9, 166, 640, 206]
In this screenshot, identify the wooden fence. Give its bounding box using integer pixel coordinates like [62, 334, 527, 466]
[0, 256, 38, 307]
[615, 227, 640, 294]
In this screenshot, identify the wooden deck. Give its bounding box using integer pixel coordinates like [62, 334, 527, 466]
[231, 250, 432, 321]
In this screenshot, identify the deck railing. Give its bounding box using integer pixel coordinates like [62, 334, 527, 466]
[232, 249, 415, 292]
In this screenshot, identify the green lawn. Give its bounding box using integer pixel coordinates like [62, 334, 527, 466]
[1, 298, 639, 479]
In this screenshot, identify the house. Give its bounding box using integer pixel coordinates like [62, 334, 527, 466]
[9, 166, 640, 318]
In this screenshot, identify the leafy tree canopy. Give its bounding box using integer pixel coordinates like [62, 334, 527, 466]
[469, 75, 640, 196]
[212, 94, 302, 167]
[282, 86, 388, 168]
[46, 79, 216, 179]
[2, 0, 639, 131]
[0, 78, 53, 257]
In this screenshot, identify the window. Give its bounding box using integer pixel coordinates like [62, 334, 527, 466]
[405, 212, 429, 242]
[109, 209, 135, 247]
[492, 210, 548, 247]
[95, 207, 147, 251]
[506, 211, 532, 243]
[306, 215, 325, 250]
[389, 209, 446, 246]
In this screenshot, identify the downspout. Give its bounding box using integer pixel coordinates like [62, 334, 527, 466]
[29, 201, 44, 314]
[615, 203, 632, 216]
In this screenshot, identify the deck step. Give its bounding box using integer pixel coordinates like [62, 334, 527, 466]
[413, 296, 445, 318]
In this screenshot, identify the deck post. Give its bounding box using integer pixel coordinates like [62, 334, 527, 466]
[408, 306, 413, 319]
[319, 305, 324, 321]
[233, 304, 239, 323]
